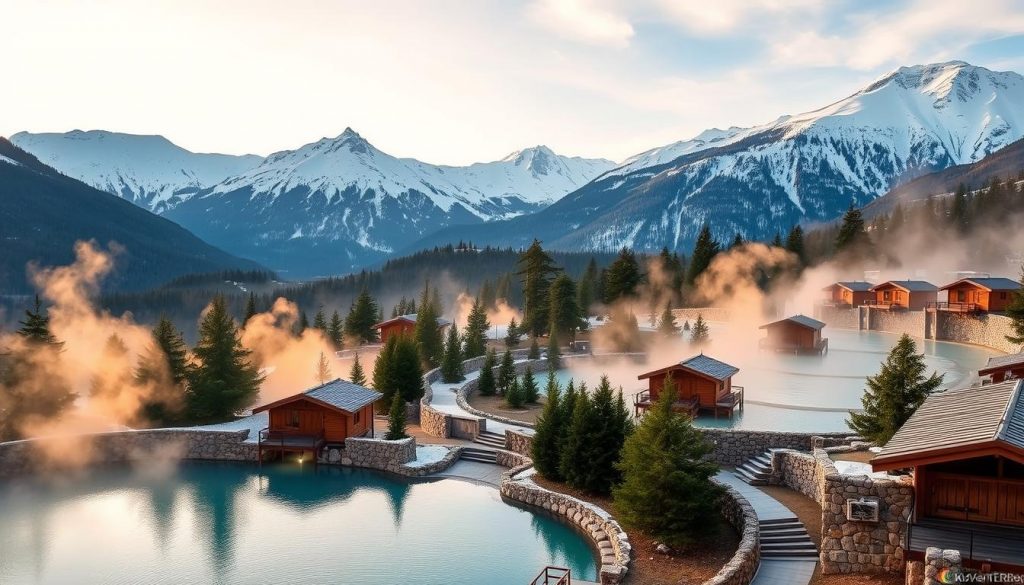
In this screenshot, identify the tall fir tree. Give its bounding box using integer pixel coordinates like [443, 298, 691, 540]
[613, 374, 722, 545]
[785, 225, 806, 265]
[506, 376, 524, 408]
[531, 370, 563, 480]
[577, 258, 599, 317]
[547, 331, 561, 370]
[848, 334, 943, 445]
[440, 324, 465, 383]
[658, 302, 680, 337]
[528, 336, 541, 359]
[497, 349, 516, 394]
[585, 376, 633, 494]
[414, 281, 444, 367]
[477, 348, 498, 396]
[391, 335, 425, 403]
[950, 183, 969, 233]
[835, 203, 868, 253]
[686, 224, 720, 286]
[17, 296, 63, 348]
[560, 383, 595, 491]
[349, 352, 367, 386]
[243, 292, 258, 325]
[521, 366, 540, 403]
[187, 295, 264, 422]
[691, 314, 710, 346]
[90, 333, 132, 399]
[504, 317, 523, 347]
[603, 248, 642, 303]
[313, 307, 328, 333]
[372, 334, 399, 405]
[517, 239, 559, 337]
[385, 393, 408, 440]
[327, 310, 344, 350]
[548, 273, 583, 341]
[134, 316, 191, 425]
[344, 289, 381, 344]
[462, 297, 490, 359]
[296, 310, 310, 336]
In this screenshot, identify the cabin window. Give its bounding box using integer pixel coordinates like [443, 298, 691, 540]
[354, 410, 361, 424]
[1001, 292, 1008, 300]
[883, 290, 891, 301]
[287, 409, 300, 428]
[957, 290, 966, 302]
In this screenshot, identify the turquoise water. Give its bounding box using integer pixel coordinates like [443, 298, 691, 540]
[0, 461, 598, 585]
[553, 329, 1000, 433]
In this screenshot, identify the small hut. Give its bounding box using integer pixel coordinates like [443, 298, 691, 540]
[373, 313, 451, 343]
[635, 354, 743, 419]
[822, 281, 874, 308]
[758, 314, 828, 354]
[979, 353, 1024, 384]
[253, 378, 382, 463]
[866, 280, 938, 310]
[938, 277, 1021, 313]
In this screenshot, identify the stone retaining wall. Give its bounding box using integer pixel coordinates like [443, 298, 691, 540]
[506, 428, 534, 456]
[0, 428, 256, 477]
[702, 428, 851, 466]
[340, 436, 416, 470]
[868, 308, 927, 339]
[923, 548, 961, 585]
[770, 449, 833, 503]
[936, 312, 1022, 354]
[704, 480, 760, 585]
[817, 306, 861, 329]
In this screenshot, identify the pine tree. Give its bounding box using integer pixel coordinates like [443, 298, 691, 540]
[658, 302, 680, 337]
[440, 324, 465, 383]
[687, 224, 720, 286]
[328, 310, 344, 350]
[392, 335, 425, 403]
[691, 314, 710, 346]
[385, 394, 408, 440]
[296, 311, 309, 336]
[477, 349, 498, 397]
[344, 289, 380, 344]
[847, 334, 943, 445]
[613, 374, 722, 545]
[313, 307, 328, 333]
[577, 258, 599, 317]
[414, 281, 444, 367]
[835, 203, 868, 253]
[560, 384, 594, 490]
[785, 225, 806, 265]
[134, 316, 191, 425]
[730, 233, 744, 249]
[531, 370, 563, 480]
[504, 317, 522, 347]
[548, 273, 583, 340]
[497, 349, 516, 394]
[462, 297, 490, 359]
[17, 296, 63, 348]
[603, 248, 642, 303]
[585, 376, 632, 494]
[547, 331, 561, 370]
[243, 292, 258, 325]
[506, 377, 524, 409]
[372, 335, 399, 406]
[950, 183, 969, 233]
[349, 353, 367, 386]
[187, 295, 264, 422]
[89, 333, 131, 401]
[528, 336, 541, 359]
[517, 239, 559, 337]
[889, 204, 905, 233]
[315, 351, 333, 384]
[1005, 269, 1024, 345]
[521, 366, 540, 403]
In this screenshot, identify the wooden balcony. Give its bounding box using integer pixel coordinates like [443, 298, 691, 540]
[633, 390, 699, 418]
[927, 301, 980, 313]
[860, 300, 903, 310]
[258, 427, 326, 463]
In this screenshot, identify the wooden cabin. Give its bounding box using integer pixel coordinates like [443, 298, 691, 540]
[866, 280, 938, 310]
[938, 277, 1021, 313]
[635, 354, 744, 419]
[758, 314, 828, 354]
[871, 380, 1024, 571]
[822, 281, 874, 308]
[252, 378, 382, 462]
[979, 353, 1024, 384]
[373, 313, 451, 343]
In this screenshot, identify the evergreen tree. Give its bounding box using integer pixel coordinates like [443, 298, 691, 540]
[243, 292, 258, 325]
[847, 334, 943, 445]
[504, 317, 522, 347]
[517, 240, 559, 337]
[385, 394, 408, 440]
[89, 333, 131, 398]
[16, 296, 63, 348]
[577, 258, 599, 316]
[187, 295, 264, 422]
[835, 203, 868, 252]
[344, 289, 380, 344]
[414, 281, 444, 367]
[296, 310, 309, 336]
[372, 335, 399, 405]
[730, 233, 745, 249]
[771, 232, 783, 247]
[521, 365, 540, 403]
[889, 204, 905, 232]
[613, 374, 722, 545]
[349, 353, 367, 386]
[548, 273, 583, 340]
[313, 307, 328, 333]
[657, 302, 680, 337]
[531, 370, 563, 480]
[785, 225, 806, 265]
[462, 297, 490, 359]
[528, 336, 541, 359]
[1005, 269, 1024, 345]
[547, 331, 561, 370]
[478, 348, 498, 396]
[134, 316, 191, 425]
[391, 335, 424, 403]
[506, 376, 524, 409]
[950, 183, 969, 233]
[585, 376, 633, 494]
[328, 310, 344, 350]
[440, 324, 465, 383]
[497, 349, 516, 394]
[560, 384, 595, 490]
[603, 248, 642, 303]
[691, 314, 710, 346]
[315, 351, 332, 384]
[686, 224, 720, 286]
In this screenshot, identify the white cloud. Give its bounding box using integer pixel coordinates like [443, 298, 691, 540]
[526, 0, 635, 48]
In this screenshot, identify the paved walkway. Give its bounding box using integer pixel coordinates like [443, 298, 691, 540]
[714, 471, 818, 585]
[429, 460, 506, 487]
[428, 364, 534, 435]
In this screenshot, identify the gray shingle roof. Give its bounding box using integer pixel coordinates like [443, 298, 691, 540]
[680, 354, 739, 381]
[305, 378, 382, 412]
[941, 277, 1022, 291]
[375, 313, 452, 328]
[835, 281, 874, 292]
[872, 380, 1024, 467]
[979, 352, 1024, 374]
[871, 280, 938, 292]
[760, 314, 826, 331]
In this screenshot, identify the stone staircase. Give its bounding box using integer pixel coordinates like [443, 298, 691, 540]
[758, 518, 819, 559]
[474, 430, 506, 449]
[459, 447, 499, 464]
[734, 451, 774, 486]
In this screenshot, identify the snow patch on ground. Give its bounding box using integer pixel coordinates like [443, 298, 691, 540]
[406, 444, 452, 468]
[834, 460, 894, 479]
[190, 412, 268, 444]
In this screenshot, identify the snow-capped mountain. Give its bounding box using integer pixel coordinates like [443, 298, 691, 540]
[10, 130, 262, 213]
[163, 128, 613, 276]
[412, 61, 1024, 254]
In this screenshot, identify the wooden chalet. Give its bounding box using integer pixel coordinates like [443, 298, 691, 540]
[979, 353, 1024, 384]
[759, 314, 828, 354]
[865, 280, 938, 310]
[252, 378, 382, 463]
[635, 354, 744, 419]
[937, 277, 1022, 313]
[821, 281, 874, 308]
[871, 380, 1024, 571]
[373, 313, 451, 343]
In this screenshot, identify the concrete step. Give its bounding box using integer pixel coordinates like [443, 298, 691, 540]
[760, 549, 820, 559]
[761, 540, 816, 550]
[733, 468, 767, 486]
[758, 518, 802, 526]
[738, 462, 770, 478]
[473, 432, 506, 448]
[760, 534, 816, 543]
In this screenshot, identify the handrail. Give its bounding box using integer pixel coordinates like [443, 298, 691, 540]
[529, 566, 571, 585]
[927, 301, 979, 312]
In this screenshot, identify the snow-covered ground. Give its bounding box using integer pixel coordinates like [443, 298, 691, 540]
[191, 411, 268, 444]
[428, 362, 534, 436]
[405, 444, 452, 468]
[833, 460, 898, 479]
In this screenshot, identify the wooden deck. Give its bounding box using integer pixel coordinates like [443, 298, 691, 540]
[258, 428, 326, 463]
[758, 338, 829, 355]
[633, 387, 744, 419]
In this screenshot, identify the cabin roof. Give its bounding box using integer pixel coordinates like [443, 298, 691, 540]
[759, 314, 826, 331]
[979, 353, 1024, 375]
[824, 281, 874, 292]
[638, 354, 739, 382]
[869, 280, 938, 293]
[252, 378, 382, 415]
[871, 379, 1024, 471]
[373, 313, 452, 329]
[939, 277, 1022, 292]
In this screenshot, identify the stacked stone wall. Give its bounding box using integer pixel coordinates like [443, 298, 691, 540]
[936, 312, 1022, 354]
[702, 428, 850, 466]
[505, 429, 534, 456]
[341, 436, 416, 471]
[703, 481, 760, 585]
[869, 309, 926, 338]
[817, 306, 861, 329]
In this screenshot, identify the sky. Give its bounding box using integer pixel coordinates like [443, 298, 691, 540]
[3, 0, 1024, 165]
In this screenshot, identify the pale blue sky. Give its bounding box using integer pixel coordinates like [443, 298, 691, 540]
[3, 0, 1023, 164]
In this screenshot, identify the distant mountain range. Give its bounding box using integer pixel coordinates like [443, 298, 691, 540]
[0, 138, 261, 294]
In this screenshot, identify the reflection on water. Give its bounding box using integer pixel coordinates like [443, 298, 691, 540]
[556, 328, 1000, 433]
[0, 462, 597, 585]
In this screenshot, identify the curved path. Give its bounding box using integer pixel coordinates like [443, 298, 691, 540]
[715, 471, 818, 585]
[428, 364, 534, 436]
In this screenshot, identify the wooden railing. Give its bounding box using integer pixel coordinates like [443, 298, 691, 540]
[529, 566, 571, 585]
[927, 301, 979, 313]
